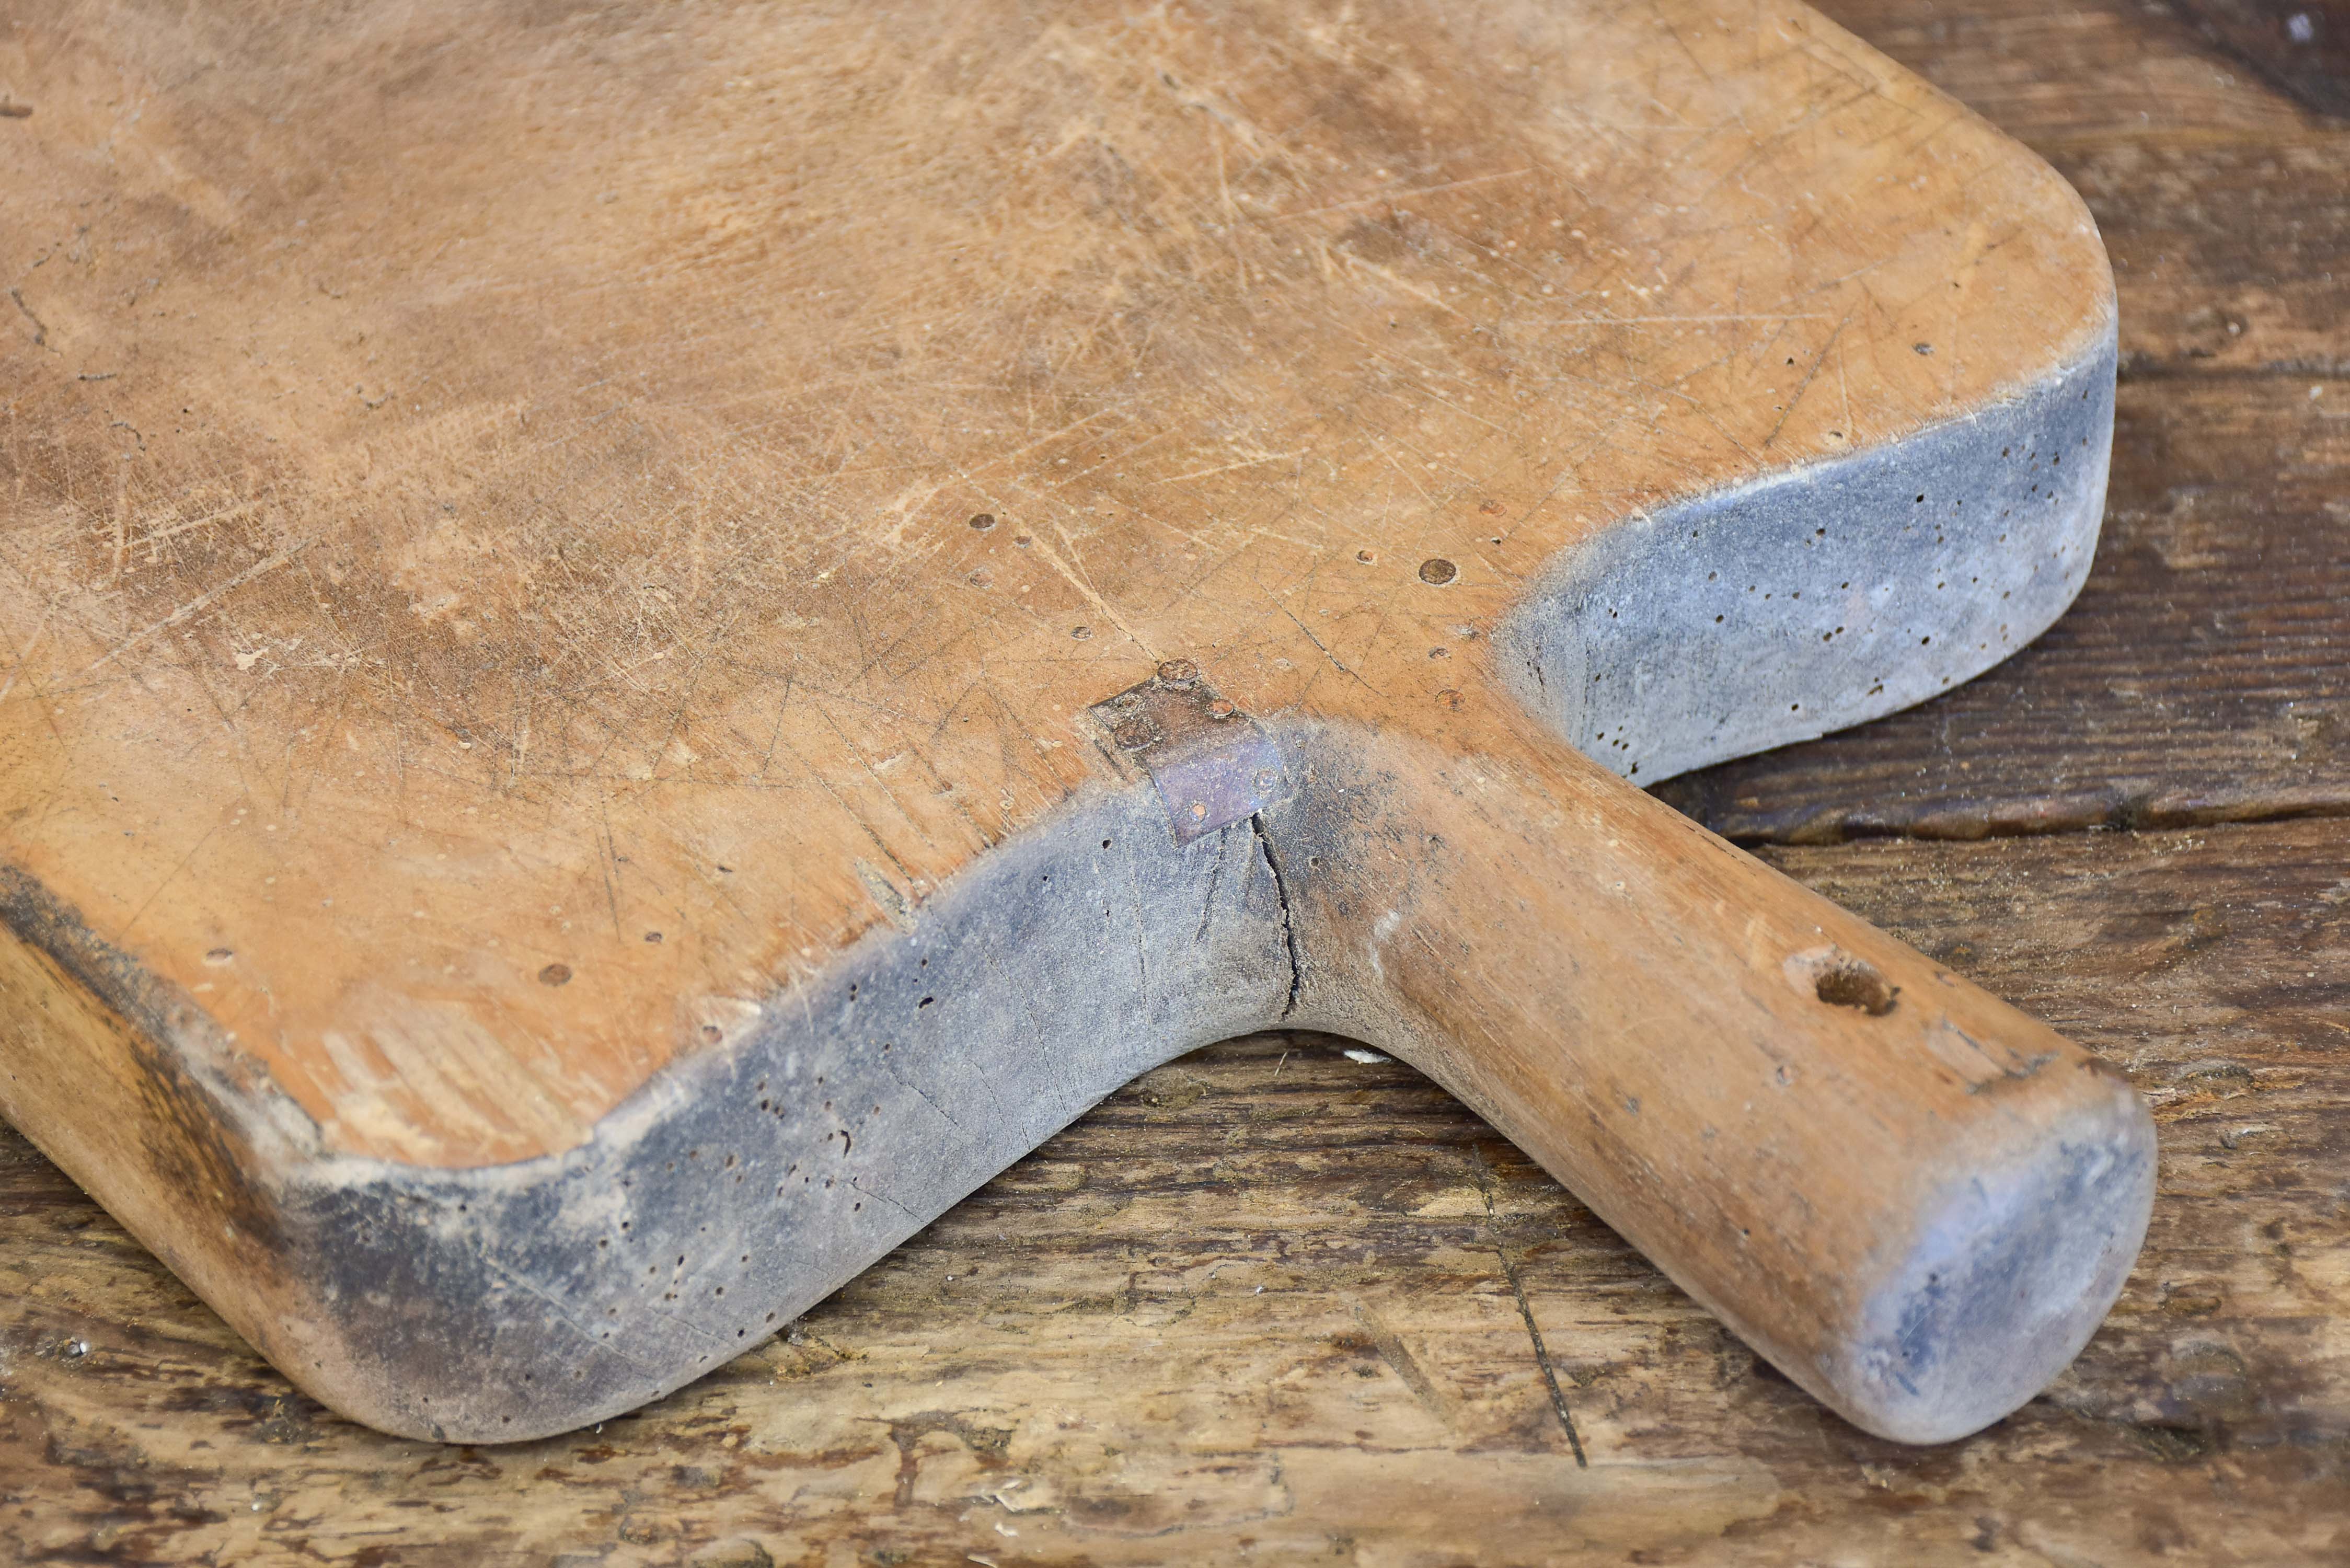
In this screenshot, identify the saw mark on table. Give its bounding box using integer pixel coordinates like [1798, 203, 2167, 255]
[1155, 451, 1298, 487]
[1034, 526, 1159, 659]
[8, 287, 50, 348]
[1193, 835, 1229, 947]
[1276, 169, 1537, 225]
[596, 808, 626, 944]
[1471, 1145, 1588, 1466]
[1270, 596, 1373, 696]
[846, 1173, 918, 1229]
[909, 747, 996, 854]
[762, 721, 922, 910]
[1349, 1297, 1454, 1423]
[1118, 848, 1154, 1004]
[111, 823, 221, 949]
[1761, 314, 1851, 450]
[803, 699, 937, 859]
[488, 1254, 670, 1375]
[876, 1043, 965, 1135]
[0, 618, 52, 711]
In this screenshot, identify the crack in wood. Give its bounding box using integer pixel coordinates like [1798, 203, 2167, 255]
[1250, 813, 1305, 1020]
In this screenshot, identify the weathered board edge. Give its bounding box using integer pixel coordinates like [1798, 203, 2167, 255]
[1499, 321, 2118, 785]
[0, 317, 2129, 1440]
[0, 864, 361, 1414]
[0, 769, 1309, 1438]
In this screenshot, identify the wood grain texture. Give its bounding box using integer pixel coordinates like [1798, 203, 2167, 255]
[0, 0, 2340, 1544]
[0, 0, 2149, 1442]
[0, 0, 2109, 1171]
[1839, 0, 2348, 385]
[1, 816, 2343, 1564]
[2171, 0, 2350, 120]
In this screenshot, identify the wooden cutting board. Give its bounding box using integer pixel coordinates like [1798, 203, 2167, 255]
[0, 0, 2150, 1444]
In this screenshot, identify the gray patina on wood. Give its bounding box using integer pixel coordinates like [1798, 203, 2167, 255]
[3, 3, 2333, 1558]
[1, 814, 2345, 1564]
[0, 0, 2156, 1448]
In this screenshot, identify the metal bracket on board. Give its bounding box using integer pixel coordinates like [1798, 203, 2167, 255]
[1089, 660, 1285, 845]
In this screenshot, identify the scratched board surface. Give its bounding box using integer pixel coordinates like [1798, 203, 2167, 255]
[0, 0, 2102, 1172]
[0, 0, 2342, 1555]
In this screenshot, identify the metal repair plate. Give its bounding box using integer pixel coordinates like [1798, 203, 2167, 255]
[1089, 661, 1285, 844]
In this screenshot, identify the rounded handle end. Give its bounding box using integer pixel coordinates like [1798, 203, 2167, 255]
[1818, 1060, 2157, 1444]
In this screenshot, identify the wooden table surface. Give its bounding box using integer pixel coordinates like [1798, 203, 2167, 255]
[2, 0, 2344, 1561]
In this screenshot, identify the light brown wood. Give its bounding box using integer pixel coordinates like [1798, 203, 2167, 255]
[1295, 722, 2149, 1442]
[0, 0, 2109, 1166]
[2, 809, 2344, 1561]
[2, 0, 2339, 1549]
[0, 0, 2143, 1441]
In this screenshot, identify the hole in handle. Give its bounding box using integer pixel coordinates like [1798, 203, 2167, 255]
[1814, 956, 1898, 1016]
[1785, 946, 1900, 1016]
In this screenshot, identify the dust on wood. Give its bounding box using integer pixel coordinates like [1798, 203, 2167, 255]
[1658, 379, 2350, 842]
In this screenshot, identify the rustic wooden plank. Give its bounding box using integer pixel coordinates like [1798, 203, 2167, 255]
[1658, 375, 2350, 841]
[0, 0, 2336, 1554]
[1679, 0, 2350, 844]
[2164, 1, 2350, 122]
[1822, 0, 2350, 377]
[4, 816, 2345, 1564]
[0, 0, 2111, 1169]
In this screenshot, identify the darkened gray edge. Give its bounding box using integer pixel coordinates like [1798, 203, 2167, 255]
[1833, 1058, 2155, 1444]
[287, 782, 1301, 1440]
[5, 327, 2139, 1444]
[1495, 325, 2117, 785]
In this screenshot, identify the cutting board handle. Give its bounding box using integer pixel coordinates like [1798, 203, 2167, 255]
[1289, 719, 2156, 1443]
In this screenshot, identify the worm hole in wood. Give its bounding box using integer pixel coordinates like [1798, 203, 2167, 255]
[1813, 956, 1897, 1016]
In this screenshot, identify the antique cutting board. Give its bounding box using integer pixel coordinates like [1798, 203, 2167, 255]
[0, 0, 2151, 1443]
